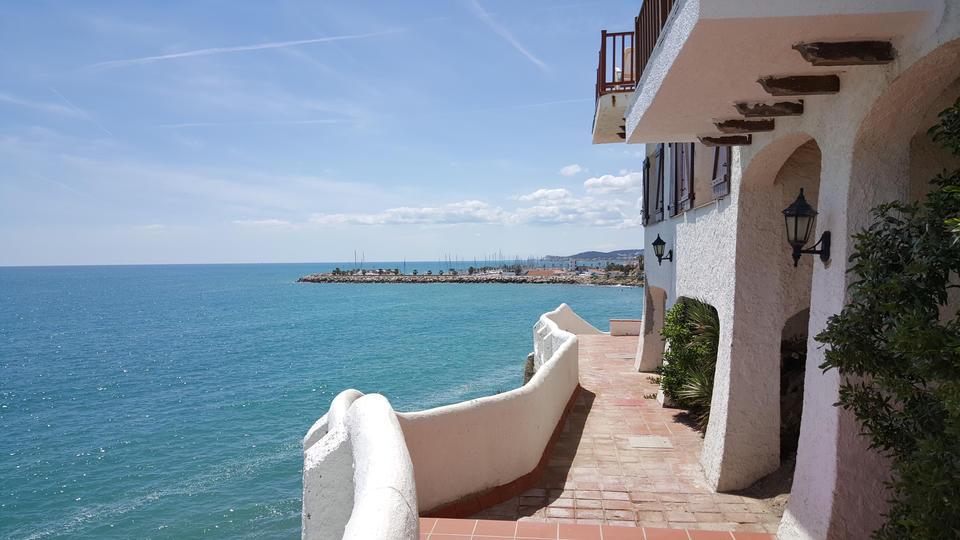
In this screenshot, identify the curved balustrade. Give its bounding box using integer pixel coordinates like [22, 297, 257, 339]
[302, 304, 601, 539]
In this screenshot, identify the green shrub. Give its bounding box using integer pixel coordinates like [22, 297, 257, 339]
[676, 364, 715, 431]
[816, 98, 960, 539]
[658, 298, 720, 431]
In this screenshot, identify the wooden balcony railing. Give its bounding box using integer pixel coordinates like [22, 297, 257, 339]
[635, 0, 676, 86]
[595, 0, 678, 102]
[596, 30, 636, 100]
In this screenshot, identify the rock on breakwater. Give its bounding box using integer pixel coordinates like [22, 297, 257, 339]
[297, 273, 640, 286]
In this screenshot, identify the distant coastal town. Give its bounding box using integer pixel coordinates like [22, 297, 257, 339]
[297, 249, 644, 286]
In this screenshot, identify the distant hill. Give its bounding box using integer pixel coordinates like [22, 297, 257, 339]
[544, 249, 643, 261]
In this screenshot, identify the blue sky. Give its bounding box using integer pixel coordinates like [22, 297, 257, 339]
[0, 1, 646, 265]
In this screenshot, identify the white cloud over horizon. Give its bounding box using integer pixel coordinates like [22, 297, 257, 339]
[309, 200, 506, 226]
[583, 171, 643, 194]
[514, 188, 572, 202]
[233, 218, 295, 228]
[512, 195, 637, 227]
[279, 179, 643, 229]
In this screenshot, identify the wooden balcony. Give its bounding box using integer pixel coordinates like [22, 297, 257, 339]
[592, 0, 678, 144]
[595, 0, 676, 101]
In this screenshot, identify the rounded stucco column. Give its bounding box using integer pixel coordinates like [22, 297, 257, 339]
[699, 138, 821, 492]
[775, 145, 849, 540]
[698, 181, 782, 490]
[777, 125, 893, 540]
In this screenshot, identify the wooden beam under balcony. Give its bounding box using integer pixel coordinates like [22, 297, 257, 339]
[758, 75, 840, 96]
[715, 118, 775, 134]
[699, 135, 752, 147]
[735, 101, 804, 117]
[793, 41, 895, 66]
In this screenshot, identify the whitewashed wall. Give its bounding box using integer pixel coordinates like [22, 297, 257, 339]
[302, 304, 600, 538]
[399, 304, 600, 512]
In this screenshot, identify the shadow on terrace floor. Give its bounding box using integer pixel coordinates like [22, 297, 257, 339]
[472, 334, 785, 533]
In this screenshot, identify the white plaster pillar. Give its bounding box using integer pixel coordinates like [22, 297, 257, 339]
[777, 138, 889, 540]
[635, 284, 667, 372]
[698, 155, 789, 491]
[699, 263, 782, 491]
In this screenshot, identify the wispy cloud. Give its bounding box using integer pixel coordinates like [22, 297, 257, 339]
[465, 0, 549, 72]
[0, 92, 84, 117]
[49, 87, 114, 136]
[521, 98, 591, 108]
[84, 29, 404, 70]
[560, 164, 583, 177]
[464, 97, 590, 115]
[536, 1, 600, 11]
[310, 200, 506, 226]
[157, 119, 351, 129]
[141, 71, 375, 128]
[233, 219, 294, 228]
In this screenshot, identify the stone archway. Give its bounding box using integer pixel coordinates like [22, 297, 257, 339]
[700, 136, 823, 492]
[780, 36, 960, 540]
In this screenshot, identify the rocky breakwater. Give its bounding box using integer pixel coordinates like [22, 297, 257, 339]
[297, 273, 639, 286]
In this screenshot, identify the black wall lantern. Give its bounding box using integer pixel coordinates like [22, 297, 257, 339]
[782, 188, 830, 267]
[651, 234, 673, 265]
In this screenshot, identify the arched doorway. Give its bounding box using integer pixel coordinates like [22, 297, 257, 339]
[781, 37, 960, 540]
[701, 136, 823, 492]
[779, 308, 809, 460]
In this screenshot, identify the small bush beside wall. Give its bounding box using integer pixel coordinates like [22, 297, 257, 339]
[658, 298, 720, 431]
[816, 98, 960, 539]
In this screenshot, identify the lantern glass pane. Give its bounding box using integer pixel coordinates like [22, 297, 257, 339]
[797, 214, 814, 245]
[784, 215, 814, 247]
[784, 216, 798, 246]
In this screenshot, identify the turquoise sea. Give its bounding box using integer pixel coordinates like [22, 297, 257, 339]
[0, 263, 642, 539]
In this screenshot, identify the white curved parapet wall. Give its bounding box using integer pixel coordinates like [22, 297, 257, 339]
[302, 304, 600, 538]
[302, 392, 419, 540]
[399, 303, 601, 512]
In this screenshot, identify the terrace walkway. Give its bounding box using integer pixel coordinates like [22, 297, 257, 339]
[471, 334, 784, 534]
[419, 517, 773, 539]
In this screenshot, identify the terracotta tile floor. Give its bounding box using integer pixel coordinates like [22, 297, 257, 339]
[420, 518, 774, 539]
[471, 335, 784, 534]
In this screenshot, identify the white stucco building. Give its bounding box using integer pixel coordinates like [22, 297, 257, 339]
[593, 1, 960, 538]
